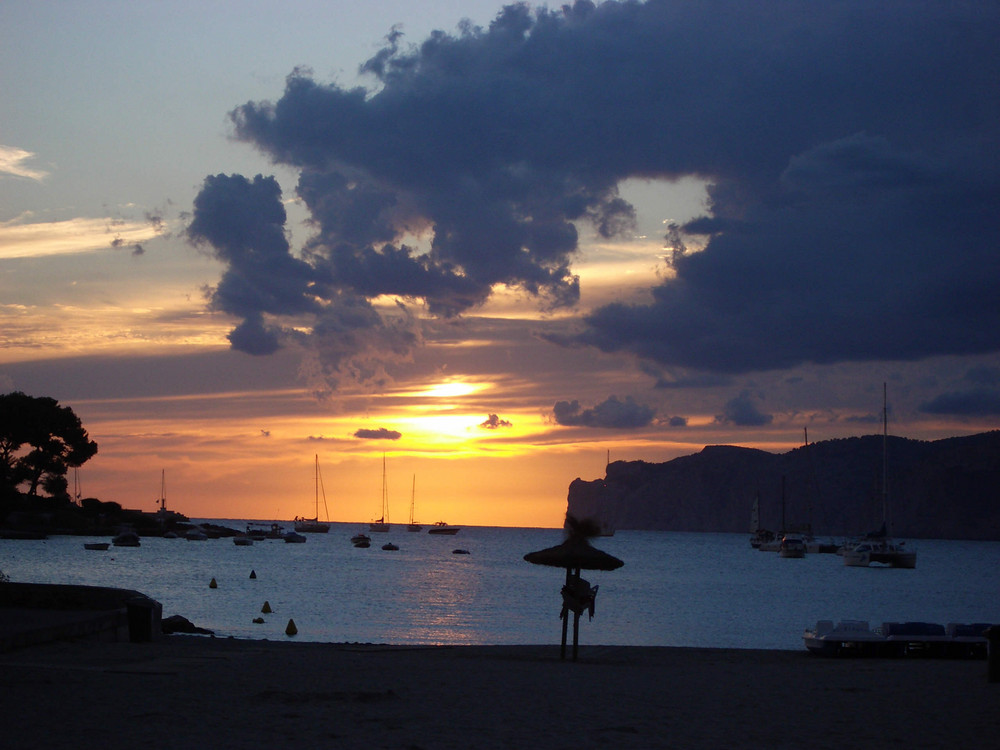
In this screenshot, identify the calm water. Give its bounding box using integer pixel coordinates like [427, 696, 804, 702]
[3, 524, 998, 651]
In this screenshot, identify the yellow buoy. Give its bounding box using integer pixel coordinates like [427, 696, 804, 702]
[285, 619, 297, 636]
[209, 578, 217, 589]
[261, 601, 272, 614]
[249, 569, 257, 579]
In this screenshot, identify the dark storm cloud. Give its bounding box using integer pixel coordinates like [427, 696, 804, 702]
[197, 1, 998, 378]
[919, 390, 1000, 417]
[480, 413, 512, 429]
[553, 395, 655, 429]
[354, 427, 402, 440]
[187, 174, 317, 354]
[717, 391, 773, 427]
[562, 3, 1000, 374]
[919, 365, 1000, 416]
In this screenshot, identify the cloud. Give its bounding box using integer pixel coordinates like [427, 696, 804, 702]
[0, 145, 48, 181]
[354, 427, 402, 440]
[553, 395, 655, 429]
[716, 391, 773, 427]
[187, 173, 421, 373]
[197, 1, 999, 382]
[479, 413, 512, 429]
[919, 389, 1000, 417]
[0, 214, 161, 260]
[919, 366, 1000, 416]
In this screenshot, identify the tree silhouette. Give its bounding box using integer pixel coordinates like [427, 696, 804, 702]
[0, 392, 98, 501]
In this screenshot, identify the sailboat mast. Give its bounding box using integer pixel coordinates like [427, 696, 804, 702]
[382, 453, 388, 522]
[882, 382, 889, 530]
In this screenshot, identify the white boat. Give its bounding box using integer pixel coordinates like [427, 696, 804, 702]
[805, 619, 994, 658]
[842, 535, 916, 568]
[406, 475, 422, 532]
[427, 521, 460, 535]
[803, 620, 888, 656]
[295, 455, 330, 533]
[843, 384, 916, 569]
[369, 454, 391, 532]
[778, 534, 806, 558]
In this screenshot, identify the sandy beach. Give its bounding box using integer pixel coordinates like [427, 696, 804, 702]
[1, 635, 996, 749]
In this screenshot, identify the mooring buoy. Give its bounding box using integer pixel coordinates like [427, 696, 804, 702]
[261, 601, 272, 613]
[249, 569, 256, 579]
[285, 619, 297, 636]
[209, 577, 218, 589]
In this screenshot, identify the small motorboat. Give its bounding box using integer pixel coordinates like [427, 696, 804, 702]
[112, 529, 140, 547]
[283, 531, 307, 543]
[351, 532, 371, 548]
[233, 536, 253, 546]
[382, 542, 399, 551]
[427, 521, 460, 535]
[84, 542, 110, 551]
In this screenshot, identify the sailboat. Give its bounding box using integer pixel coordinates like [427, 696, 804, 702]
[749, 490, 775, 549]
[406, 475, 422, 532]
[369, 454, 390, 532]
[295, 455, 331, 533]
[842, 384, 916, 568]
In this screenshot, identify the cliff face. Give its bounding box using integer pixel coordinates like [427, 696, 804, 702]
[566, 431, 1000, 540]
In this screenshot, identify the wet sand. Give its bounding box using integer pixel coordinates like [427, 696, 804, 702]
[1, 636, 996, 749]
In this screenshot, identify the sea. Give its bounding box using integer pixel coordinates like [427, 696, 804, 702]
[2, 523, 998, 652]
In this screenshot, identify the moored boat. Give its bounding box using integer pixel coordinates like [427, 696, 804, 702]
[369, 454, 391, 532]
[844, 384, 916, 569]
[83, 542, 110, 551]
[842, 533, 916, 568]
[406, 475, 422, 532]
[283, 531, 307, 543]
[295, 455, 331, 533]
[427, 521, 460, 535]
[112, 529, 140, 547]
[778, 534, 806, 558]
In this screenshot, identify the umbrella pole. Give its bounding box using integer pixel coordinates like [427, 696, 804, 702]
[560, 568, 570, 660]
[573, 611, 581, 662]
[572, 567, 582, 661]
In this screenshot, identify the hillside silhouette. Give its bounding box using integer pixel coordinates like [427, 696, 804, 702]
[567, 431, 1000, 540]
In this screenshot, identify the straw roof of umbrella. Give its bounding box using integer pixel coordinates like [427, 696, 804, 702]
[523, 515, 624, 571]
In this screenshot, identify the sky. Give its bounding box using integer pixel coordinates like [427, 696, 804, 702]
[1, 1, 998, 529]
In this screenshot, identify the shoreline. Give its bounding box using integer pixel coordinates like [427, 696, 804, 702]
[1, 635, 996, 749]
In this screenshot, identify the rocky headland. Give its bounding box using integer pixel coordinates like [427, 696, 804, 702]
[567, 431, 1000, 540]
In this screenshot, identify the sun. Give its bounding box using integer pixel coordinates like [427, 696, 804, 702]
[415, 381, 481, 399]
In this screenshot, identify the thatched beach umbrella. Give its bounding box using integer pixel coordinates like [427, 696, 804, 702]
[523, 535, 625, 572]
[524, 515, 624, 661]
